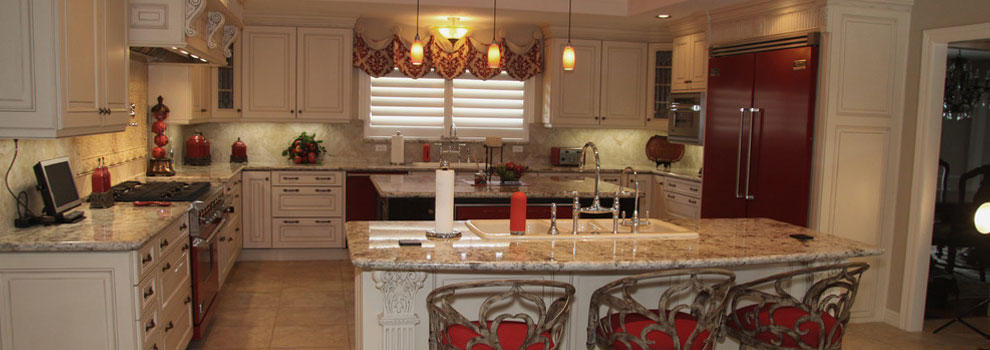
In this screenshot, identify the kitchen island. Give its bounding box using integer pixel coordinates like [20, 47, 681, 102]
[370, 173, 641, 220]
[347, 218, 881, 350]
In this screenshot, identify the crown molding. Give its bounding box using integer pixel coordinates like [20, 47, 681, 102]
[541, 24, 670, 43]
[243, 13, 358, 28]
[666, 0, 824, 37]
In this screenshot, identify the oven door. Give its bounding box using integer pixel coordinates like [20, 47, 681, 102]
[190, 216, 225, 335]
[668, 93, 705, 145]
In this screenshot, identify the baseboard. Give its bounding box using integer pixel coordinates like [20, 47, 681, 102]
[883, 308, 901, 327]
[238, 248, 350, 261]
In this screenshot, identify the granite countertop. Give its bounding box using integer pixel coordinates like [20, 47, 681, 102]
[369, 173, 640, 199]
[345, 218, 882, 272]
[0, 203, 189, 252]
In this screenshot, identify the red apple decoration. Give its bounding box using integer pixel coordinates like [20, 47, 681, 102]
[152, 146, 166, 159]
[154, 134, 169, 147]
[152, 121, 167, 134]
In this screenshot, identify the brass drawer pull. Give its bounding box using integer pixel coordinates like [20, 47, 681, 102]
[283, 189, 300, 193]
[283, 220, 300, 224]
[315, 176, 334, 180]
[315, 189, 333, 193]
[160, 239, 169, 249]
[142, 254, 153, 265]
[184, 296, 192, 305]
[162, 262, 171, 272]
[145, 319, 156, 332]
[144, 286, 154, 299]
[181, 243, 190, 252]
[283, 176, 300, 180]
[688, 199, 698, 205]
[179, 223, 188, 231]
[164, 321, 174, 332]
[219, 236, 227, 242]
[690, 187, 699, 192]
[315, 220, 333, 224]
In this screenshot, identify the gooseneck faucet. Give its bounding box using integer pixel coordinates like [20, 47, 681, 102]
[573, 142, 621, 234]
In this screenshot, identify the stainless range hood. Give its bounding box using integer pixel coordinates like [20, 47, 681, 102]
[129, 0, 244, 65]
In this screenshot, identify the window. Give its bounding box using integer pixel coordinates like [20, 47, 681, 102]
[362, 71, 532, 141]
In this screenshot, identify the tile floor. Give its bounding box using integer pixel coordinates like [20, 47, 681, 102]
[190, 260, 990, 349]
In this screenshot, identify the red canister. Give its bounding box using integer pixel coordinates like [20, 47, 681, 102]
[184, 131, 212, 165]
[422, 143, 431, 162]
[91, 158, 108, 193]
[510, 191, 527, 235]
[230, 137, 248, 163]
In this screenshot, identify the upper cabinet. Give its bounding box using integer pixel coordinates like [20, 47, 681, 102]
[242, 26, 352, 122]
[544, 39, 648, 128]
[646, 43, 673, 130]
[672, 33, 708, 92]
[211, 38, 243, 122]
[0, 0, 129, 138]
[147, 64, 213, 125]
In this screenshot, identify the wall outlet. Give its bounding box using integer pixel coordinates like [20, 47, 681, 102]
[512, 145, 524, 153]
[375, 144, 387, 152]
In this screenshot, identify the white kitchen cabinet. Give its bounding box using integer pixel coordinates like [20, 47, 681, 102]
[646, 43, 673, 130]
[671, 33, 707, 92]
[219, 173, 243, 285]
[0, 0, 129, 138]
[242, 171, 273, 248]
[544, 39, 648, 128]
[651, 174, 702, 220]
[211, 38, 243, 122]
[147, 64, 213, 124]
[242, 26, 352, 122]
[0, 214, 191, 350]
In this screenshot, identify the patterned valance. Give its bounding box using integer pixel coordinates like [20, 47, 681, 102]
[353, 34, 543, 81]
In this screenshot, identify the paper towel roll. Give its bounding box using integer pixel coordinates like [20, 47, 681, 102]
[435, 169, 455, 233]
[390, 132, 404, 165]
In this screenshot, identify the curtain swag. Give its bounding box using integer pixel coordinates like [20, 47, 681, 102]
[353, 34, 543, 81]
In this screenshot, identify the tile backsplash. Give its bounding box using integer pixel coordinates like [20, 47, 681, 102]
[178, 121, 703, 172]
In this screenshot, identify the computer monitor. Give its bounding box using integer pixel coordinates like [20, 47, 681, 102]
[33, 157, 82, 217]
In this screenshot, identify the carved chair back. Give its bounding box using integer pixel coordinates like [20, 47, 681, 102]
[587, 268, 736, 350]
[724, 262, 869, 350]
[427, 279, 576, 350]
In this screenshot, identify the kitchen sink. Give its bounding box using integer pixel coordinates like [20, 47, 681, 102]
[465, 219, 698, 240]
[410, 162, 484, 170]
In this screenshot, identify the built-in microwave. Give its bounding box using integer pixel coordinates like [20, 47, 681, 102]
[667, 92, 705, 145]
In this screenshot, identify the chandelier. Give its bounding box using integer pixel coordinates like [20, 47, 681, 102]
[943, 49, 990, 121]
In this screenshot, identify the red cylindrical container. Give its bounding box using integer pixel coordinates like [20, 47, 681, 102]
[101, 158, 111, 190]
[510, 191, 527, 235]
[91, 158, 107, 193]
[422, 143, 431, 162]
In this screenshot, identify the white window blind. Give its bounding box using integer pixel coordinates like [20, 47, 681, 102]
[364, 71, 529, 141]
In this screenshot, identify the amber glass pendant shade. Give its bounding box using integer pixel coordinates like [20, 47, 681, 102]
[562, 44, 576, 71]
[410, 37, 425, 65]
[487, 42, 501, 69]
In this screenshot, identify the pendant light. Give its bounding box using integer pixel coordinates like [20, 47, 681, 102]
[410, 0, 425, 65]
[562, 0, 576, 71]
[487, 0, 501, 68]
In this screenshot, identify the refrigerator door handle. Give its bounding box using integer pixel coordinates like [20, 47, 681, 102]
[735, 107, 747, 199]
[744, 107, 759, 200]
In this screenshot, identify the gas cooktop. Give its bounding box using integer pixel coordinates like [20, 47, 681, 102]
[111, 181, 211, 202]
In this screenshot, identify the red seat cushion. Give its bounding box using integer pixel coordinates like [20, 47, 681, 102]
[442, 320, 554, 350]
[597, 310, 711, 350]
[726, 304, 843, 348]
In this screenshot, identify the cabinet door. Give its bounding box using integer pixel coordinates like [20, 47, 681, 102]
[242, 171, 272, 248]
[671, 36, 690, 91]
[296, 28, 351, 122]
[242, 27, 296, 120]
[190, 65, 210, 121]
[651, 175, 666, 220]
[689, 34, 708, 90]
[59, 0, 103, 130]
[102, 0, 129, 127]
[601, 41, 647, 127]
[646, 43, 672, 129]
[548, 39, 601, 126]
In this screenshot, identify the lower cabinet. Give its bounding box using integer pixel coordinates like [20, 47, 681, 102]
[218, 213, 243, 286]
[242, 170, 346, 249]
[0, 214, 192, 350]
[653, 174, 702, 220]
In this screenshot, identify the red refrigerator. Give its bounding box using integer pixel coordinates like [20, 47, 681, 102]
[701, 44, 818, 226]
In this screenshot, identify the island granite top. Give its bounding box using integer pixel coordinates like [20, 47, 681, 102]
[345, 218, 882, 272]
[369, 173, 640, 199]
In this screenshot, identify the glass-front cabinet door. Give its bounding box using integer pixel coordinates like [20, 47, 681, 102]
[211, 39, 242, 121]
[646, 43, 672, 130]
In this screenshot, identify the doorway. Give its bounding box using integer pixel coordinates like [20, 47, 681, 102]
[902, 23, 990, 333]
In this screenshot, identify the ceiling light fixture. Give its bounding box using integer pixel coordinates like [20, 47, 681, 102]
[562, 0, 575, 71]
[410, 0, 425, 65]
[977, 202, 990, 234]
[656, 14, 671, 19]
[487, 0, 500, 68]
[438, 17, 469, 43]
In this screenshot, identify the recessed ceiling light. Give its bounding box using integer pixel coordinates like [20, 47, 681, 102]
[656, 14, 671, 19]
[190, 54, 199, 59]
[200, 58, 207, 62]
[179, 50, 189, 55]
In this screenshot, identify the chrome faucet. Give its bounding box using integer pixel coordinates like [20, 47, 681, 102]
[619, 167, 648, 231]
[574, 142, 621, 234]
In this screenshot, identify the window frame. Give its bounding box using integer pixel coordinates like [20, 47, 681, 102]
[358, 69, 535, 142]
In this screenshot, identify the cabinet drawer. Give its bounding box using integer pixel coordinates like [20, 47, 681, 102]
[161, 292, 193, 350]
[144, 327, 164, 350]
[158, 216, 189, 258]
[138, 308, 159, 348]
[664, 177, 701, 197]
[136, 240, 157, 283]
[273, 171, 343, 186]
[272, 218, 345, 248]
[663, 192, 700, 219]
[272, 186, 343, 217]
[136, 273, 160, 317]
[158, 244, 190, 307]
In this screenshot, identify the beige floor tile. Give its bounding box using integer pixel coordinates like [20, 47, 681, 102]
[269, 324, 349, 348]
[215, 290, 281, 311]
[279, 289, 347, 308]
[275, 306, 350, 326]
[197, 325, 273, 349]
[213, 307, 278, 327]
